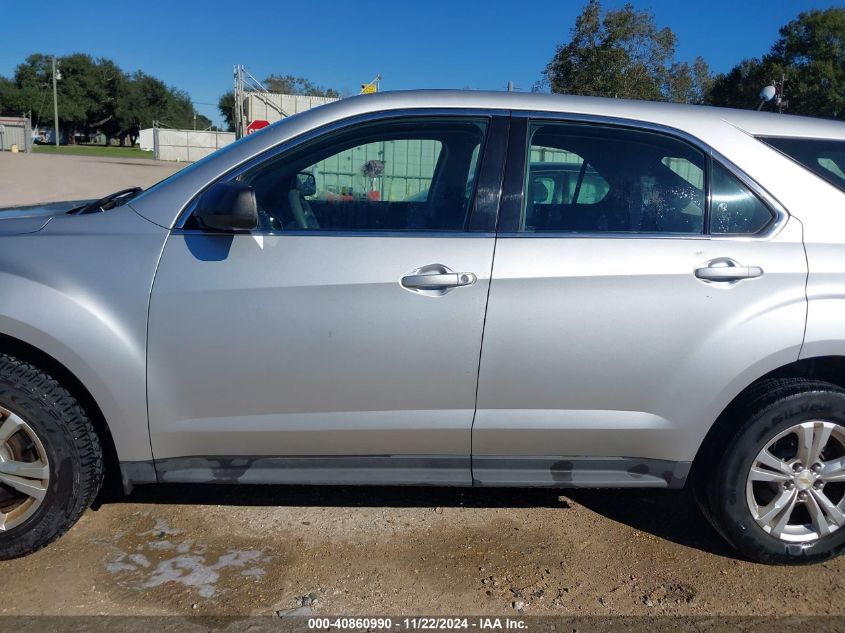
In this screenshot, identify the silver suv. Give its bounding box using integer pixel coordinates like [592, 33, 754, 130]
[2, 91, 845, 564]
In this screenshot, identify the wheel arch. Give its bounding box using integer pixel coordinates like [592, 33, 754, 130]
[0, 332, 123, 499]
[691, 355, 845, 483]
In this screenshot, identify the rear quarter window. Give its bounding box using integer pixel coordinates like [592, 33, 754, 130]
[760, 136, 845, 194]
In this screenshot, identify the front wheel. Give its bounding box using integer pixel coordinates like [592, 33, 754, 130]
[0, 353, 104, 559]
[702, 378, 845, 564]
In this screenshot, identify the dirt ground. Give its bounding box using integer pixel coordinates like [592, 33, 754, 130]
[0, 151, 182, 206]
[0, 153, 844, 621]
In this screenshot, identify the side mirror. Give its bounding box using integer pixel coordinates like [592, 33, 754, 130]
[194, 181, 258, 231]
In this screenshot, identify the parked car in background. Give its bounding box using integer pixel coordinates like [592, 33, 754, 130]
[1, 90, 845, 564]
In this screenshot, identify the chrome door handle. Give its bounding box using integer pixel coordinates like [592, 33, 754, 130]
[695, 258, 763, 282]
[401, 272, 477, 290]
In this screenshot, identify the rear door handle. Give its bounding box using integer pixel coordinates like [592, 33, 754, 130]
[401, 272, 477, 290]
[695, 259, 763, 282]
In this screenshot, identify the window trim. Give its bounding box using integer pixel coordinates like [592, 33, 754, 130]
[497, 112, 788, 240]
[174, 108, 508, 236]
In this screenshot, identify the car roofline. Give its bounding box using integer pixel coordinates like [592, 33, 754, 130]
[336, 90, 845, 140]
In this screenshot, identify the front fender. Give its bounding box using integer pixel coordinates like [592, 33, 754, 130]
[0, 207, 168, 462]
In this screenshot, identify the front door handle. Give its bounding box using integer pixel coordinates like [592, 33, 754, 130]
[401, 272, 477, 290]
[695, 258, 764, 282]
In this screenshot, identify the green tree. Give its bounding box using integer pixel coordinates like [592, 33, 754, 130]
[542, 0, 711, 104]
[47, 54, 107, 142]
[708, 59, 768, 111]
[263, 74, 340, 98]
[217, 90, 236, 132]
[194, 113, 213, 130]
[709, 8, 845, 118]
[1, 53, 212, 145]
[6, 53, 123, 143]
[3, 54, 56, 126]
[91, 58, 128, 145]
[0, 75, 29, 116]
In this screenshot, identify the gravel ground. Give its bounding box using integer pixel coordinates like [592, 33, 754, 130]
[0, 151, 182, 206]
[2, 485, 845, 617]
[0, 153, 844, 620]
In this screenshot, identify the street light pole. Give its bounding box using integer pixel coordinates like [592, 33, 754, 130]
[51, 56, 59, 147]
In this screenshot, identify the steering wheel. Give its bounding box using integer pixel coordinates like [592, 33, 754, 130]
[287, 188, 320, 229]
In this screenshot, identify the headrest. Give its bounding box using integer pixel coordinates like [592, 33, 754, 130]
[295, 172, 316, 197]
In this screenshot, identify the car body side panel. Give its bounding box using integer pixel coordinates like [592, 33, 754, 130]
[473, 216, 807, 469]
[0, 96, 831, 486]
[791, 182, 845, 362]
[802, 249, 845, 361]
[147, 233, 494, 472]
[0, 206, 168, 462]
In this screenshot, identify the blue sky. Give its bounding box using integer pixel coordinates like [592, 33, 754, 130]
[0, 0, 837, 126]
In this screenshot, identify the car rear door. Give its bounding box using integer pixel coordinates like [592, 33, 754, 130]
[146, 113, 508, 485]
[472, 115, 808, 487]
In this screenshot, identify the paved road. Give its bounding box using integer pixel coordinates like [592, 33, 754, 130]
[0, 153, 843, 619]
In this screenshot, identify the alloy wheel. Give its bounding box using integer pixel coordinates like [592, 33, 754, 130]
[746, 420, 845, 543]
[0, 406, 50, 531]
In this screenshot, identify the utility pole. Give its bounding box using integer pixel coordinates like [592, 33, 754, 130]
[233, 65, 243, 139]
[776, 74, 788, 114]
[51, 56, 59, 147]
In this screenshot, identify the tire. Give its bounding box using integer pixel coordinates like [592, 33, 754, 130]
[0, 353, 103, 559]
[699, 378, 845, 564]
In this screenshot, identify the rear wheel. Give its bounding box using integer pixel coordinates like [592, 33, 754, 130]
[0, 353, 103, 559]
[701, 378, 845, 564]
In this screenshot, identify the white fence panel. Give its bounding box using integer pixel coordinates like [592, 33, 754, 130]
[153, 128, 235, 162]
[138, 128, 154, 151]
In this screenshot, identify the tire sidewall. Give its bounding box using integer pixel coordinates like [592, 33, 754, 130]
[0, 381, 82, 551]
[718, 389, 845, 564]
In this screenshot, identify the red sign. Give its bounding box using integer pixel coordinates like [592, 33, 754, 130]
[246, 120, 270, 134]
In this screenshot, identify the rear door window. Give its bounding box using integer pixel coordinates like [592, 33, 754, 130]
[521, 123, 705, 234]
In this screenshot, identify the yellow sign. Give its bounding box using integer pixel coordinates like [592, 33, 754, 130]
[360, 83, 378, 94]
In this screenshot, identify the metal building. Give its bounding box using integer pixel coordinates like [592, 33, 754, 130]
[0, 117, 33, 153]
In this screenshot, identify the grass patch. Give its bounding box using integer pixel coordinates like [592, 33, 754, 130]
[32, 144, 154, 159]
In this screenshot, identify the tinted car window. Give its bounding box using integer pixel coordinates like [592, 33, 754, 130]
[710, 162, 774, 235]
[760, 136, 845, 194]
[521, 123, 705, 234]
[661, 156, 704, 189]
[236, 118, 487, 232]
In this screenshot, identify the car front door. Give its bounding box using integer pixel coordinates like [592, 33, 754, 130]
[472, 116, 808, 487]
[147, 113, 507, 485]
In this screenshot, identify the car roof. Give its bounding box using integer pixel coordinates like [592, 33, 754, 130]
[330, 90, 845, 141]
[130, 89, 845, 228]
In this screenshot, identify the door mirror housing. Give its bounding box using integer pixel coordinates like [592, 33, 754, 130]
[194, 181, 258, 231]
